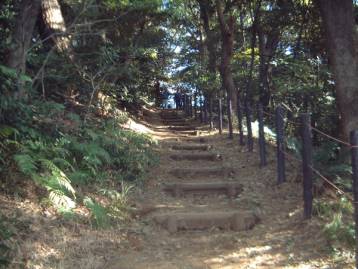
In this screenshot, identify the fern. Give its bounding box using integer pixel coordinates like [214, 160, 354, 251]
[100, 183, 134, 221]
[49, 189, 76, 210]
[83, 197, 110, 228]
[39, 159, 76, 198]
[13, 154, 37, 175]
[0, 125, 18, 139]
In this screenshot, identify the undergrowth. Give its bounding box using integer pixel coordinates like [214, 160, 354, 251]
[0, 94, 158, 224]
[313, 197, 355, 257]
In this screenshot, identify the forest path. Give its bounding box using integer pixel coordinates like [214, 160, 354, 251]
[106, 109, 340, 269]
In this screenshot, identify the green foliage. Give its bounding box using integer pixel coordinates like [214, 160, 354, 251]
[0, 95, 157, 216]
[313, 197, 355, 250]
[100, 183, 134, 221]
[84, 183, 134, 228]
[313, 141, 352, 191]
[84, 196, 111, 228]
[0, 215, 12, 267]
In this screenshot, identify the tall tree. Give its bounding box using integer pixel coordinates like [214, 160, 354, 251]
[316, 0, 358, 141]
[40, 0, 72, 55]
[216, 0, 237, 138]
[198, 0, 218, 128]
[7, 0, 42, 97]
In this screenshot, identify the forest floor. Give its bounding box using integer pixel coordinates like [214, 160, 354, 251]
[3, 108, 354, 269]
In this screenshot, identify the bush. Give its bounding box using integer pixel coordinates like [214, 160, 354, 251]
[1, 97, 158, 217]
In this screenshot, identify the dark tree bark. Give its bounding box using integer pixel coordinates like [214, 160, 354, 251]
[216, 0, 236, 138]
[198, 0, 218, 130]
[7, 0, 42, 97]
[258, 28, 279, 107]
[257, 0, 291, 107]
[198, 0, 217, 76]
[317, 0, 358, 141]
[246, 0, 261, 104]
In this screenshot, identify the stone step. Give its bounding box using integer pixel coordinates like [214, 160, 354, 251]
[163, 182, 243, 197]
[169, 167, 233, 178]
[171, 144, 212, 151]
[169, 153, 221, 161]
[153, 211, 259, 233]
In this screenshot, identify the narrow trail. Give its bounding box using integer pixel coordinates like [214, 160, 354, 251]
[106, 109, 343, 269]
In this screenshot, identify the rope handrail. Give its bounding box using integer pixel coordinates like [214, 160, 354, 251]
[260, 104, 357, 148]
[310, 125, 358, 148]
[280, 148, 352, 200]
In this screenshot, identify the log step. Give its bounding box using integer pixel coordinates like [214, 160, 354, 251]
[161, 115, 183, 119]
[153, 211, 259, 233]
[163, 182, 243, 197]
[168, 126, 195, 131]
[171, 144, 212, 151]
[169, 167, 232, 178]
[178, 138, 208, 143]
[173, 130, 198, 136]
[169, 153, 221, 161]
[164, 122, 188, 126]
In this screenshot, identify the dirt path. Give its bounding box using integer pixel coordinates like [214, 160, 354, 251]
[105, 109, 349, 269]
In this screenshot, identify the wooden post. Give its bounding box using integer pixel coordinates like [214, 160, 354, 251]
[189, 96, 193, 118]
[218, 98, 223, 135]
[186, 95, 189, 116]
[204, 98, 208, 124]
[194, 93, 197, 119]
[301, 113, 313, 219]
[209, 97, 213, 130]
[237, 96, 245, 146]
[350, 130, 358, 269]
[227, 94, 233, 139]
[275, 105, 286, 184]
[258, 103, 267, 167]
[245, 102, 253, 151]
[200, 96, 204, 123]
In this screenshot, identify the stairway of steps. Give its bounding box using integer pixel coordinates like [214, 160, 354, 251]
[151, 109, 259, 234]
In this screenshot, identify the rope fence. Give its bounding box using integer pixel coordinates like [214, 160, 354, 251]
[185, 95, 358, 265]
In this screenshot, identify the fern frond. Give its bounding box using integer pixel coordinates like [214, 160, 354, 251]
[0, 125, 18, 138]
[39, 159, 76, 197]
[13, 154, 37, 175]
[49, 189, 76, 210]
[83, 196, 110, 228]
[52, 157, 75, 171]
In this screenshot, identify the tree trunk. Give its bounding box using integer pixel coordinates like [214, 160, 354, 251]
[216, 0, 236, 138]
[40, 0, 72, 55]
[258, 28, 279, 107]
[317, 0, 358, 141]
[7, 0, 42, 97]
[198, 0, 217, 76]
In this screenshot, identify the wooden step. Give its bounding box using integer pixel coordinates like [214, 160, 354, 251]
[178, 137, 208, 143]
[164, 122, 188, 126]
[161, 114, 182, 119]
[153, 211, 259, 233]
[173, 130, 198, 136]
[168, 126, 195, 131]
[169, 153, 221, 161]
[169, 167, 233, 178]
[163, 182, 243, 197]
[171, 144, 212, 151]
[164, 117, 187, 121]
